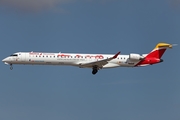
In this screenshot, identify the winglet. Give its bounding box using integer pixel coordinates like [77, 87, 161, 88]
[113, 52, 120, 59]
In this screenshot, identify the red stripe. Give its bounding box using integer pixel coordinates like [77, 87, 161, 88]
[146, 49, 166, 59]
[135, 48, 166, 66]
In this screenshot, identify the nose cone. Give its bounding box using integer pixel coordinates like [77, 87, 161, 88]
[2, 57, 11, 65]
[2, 58, 6, 62]
[2, 58, 8, 62]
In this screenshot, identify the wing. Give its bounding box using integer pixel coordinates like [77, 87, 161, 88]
[79, 52, 120, 68]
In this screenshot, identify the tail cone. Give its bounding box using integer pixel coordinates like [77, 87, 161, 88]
[160, 59, 164, 63]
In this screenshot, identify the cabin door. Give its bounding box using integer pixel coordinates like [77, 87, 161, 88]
[20, 53, 26, 62]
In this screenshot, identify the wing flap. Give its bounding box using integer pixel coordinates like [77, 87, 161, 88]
[80, 52, 120, 68]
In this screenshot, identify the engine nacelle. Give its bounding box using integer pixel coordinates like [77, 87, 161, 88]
[129, 53, 144, 61]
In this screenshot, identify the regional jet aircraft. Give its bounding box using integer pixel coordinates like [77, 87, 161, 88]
[2, 43, 174, 75]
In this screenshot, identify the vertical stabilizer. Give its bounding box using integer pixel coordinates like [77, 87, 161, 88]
[145, 43, 172, 59]
[135, 43, 173, 66]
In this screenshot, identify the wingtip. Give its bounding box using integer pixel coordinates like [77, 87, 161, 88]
[113, 51, 121, 58]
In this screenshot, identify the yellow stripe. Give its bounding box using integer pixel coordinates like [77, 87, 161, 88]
[154, 43, 172, 50]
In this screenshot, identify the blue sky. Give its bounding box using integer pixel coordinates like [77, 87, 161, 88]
[0, 0, 180, 120]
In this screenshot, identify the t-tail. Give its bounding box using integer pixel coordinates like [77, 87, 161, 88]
[136, 43, 173, 66]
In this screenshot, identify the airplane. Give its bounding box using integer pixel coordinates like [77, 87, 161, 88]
[2, 42, 175, 75]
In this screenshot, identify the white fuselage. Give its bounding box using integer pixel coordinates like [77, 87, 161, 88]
[2, 43, 173, 74]
[2, 52, 141, 68]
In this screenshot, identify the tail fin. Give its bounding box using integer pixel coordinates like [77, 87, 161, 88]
[145, 43, 172, 59]
[135, 43, 173, 66]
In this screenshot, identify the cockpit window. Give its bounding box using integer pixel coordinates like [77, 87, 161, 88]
[10, 54, 18, 57]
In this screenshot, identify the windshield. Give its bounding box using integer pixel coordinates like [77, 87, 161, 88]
[10, 54, 18, 57]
